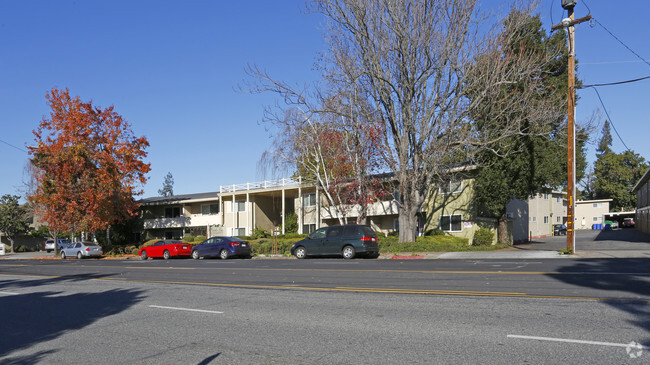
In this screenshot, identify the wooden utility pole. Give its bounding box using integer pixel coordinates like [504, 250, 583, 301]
[552, 1, 590, 253]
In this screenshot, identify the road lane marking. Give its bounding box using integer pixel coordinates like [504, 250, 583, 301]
[507, 334, 650, 350]
[0, 291, 20, 295]
[1, 273, 649, 302]
[6, 263, 650, 276]
[149, 305, 223, 314]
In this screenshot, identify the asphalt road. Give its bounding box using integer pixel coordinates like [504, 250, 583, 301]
[1, 257, 650, 364]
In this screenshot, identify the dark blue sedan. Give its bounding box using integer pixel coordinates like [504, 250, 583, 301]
[191, 236, 252, 260]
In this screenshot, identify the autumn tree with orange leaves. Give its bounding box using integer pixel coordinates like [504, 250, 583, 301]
[28, 88, 150, 250]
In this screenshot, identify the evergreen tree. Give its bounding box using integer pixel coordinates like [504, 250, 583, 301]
[593, 150, 647, 211]
[472, 13, 586, 243]
[158, 172, 174, 197]
[596, 121, 613, 155]
[0, 195, 30, 253]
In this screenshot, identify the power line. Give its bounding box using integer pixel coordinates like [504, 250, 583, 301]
[583, 86, 631, 152]
[580, 75, 650, 88]
[0, 138, 27, 153]
[592, 18, 650, 70]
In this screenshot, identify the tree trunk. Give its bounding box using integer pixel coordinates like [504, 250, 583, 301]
[398, 203, 418, 243]
[497, 214, 509, 245]
[106, 226, 111, 247]
[9, 237, 14, 254]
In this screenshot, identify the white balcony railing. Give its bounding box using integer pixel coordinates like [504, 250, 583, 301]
[220, 178, 301, 194]
[142, 214, 222, 230]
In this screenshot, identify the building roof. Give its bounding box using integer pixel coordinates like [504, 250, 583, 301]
[632, 166, 650, 193]
[139, 192, 220, 205]
[576, 199, 613, 204]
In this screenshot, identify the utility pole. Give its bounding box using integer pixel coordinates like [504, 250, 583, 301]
[552, 0, 591, 253]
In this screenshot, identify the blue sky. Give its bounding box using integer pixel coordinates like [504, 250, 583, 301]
[1, 0, 648, 200]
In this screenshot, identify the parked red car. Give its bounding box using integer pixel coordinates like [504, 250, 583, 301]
[622, 218, 635, 228]
[139, 240, 192, 260]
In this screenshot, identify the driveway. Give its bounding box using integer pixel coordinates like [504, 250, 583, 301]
[514, 228, 650, 251]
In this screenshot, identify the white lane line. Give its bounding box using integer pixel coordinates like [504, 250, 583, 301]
[149, 305, 223, 314]
[508, 334, 650, 350]
[0, 291, 20, 295]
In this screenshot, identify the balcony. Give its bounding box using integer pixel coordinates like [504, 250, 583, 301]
[142, 214, 222, 230]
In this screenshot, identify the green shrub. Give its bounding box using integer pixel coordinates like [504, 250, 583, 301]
[195, 235, 206, 243]
[424, 228, 445, 236]
[282, 212, 298, 234]
[131, 247, 140, 255]
[278, 233, 307, 239]
[251, 226, 271, 239]
[16, 245, 27, 252]
[139, 239, 159, 249]
[249, 237, 303, 256]
[472, 227, 494, 246]
[182, 235, 195, 243]
[387, 231, 399, 237]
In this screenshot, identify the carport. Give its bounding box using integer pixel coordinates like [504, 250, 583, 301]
[603, 211, 635, 224]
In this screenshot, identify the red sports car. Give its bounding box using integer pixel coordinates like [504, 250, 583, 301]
[139, 240, 192, 260]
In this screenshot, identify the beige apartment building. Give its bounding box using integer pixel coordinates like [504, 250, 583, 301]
[139, 178, 401, 240]
[507, 191, 567, 242]
[574, 199, 612, 230]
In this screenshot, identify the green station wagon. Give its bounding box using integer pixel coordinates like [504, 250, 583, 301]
[290, 224, 380, 259]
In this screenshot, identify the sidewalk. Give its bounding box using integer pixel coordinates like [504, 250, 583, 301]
[3, 249, 650, 260]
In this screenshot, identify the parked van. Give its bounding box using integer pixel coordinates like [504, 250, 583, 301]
[290, 224, 379, 259]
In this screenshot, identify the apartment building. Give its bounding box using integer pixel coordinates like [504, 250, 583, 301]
[507, 191, 567, 242]
[633, 167, 650, 234]
[139, 178, 400, 240]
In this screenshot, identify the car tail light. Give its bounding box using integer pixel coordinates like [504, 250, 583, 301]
[360, 237, 377, 242]
[231, 242, 241, 246]
[85, 247, 90, 251]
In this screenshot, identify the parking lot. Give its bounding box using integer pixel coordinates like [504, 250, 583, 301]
[515, 227, 650, 252]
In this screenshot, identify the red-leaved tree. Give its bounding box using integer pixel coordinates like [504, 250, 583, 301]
[28, 88, 150, 248]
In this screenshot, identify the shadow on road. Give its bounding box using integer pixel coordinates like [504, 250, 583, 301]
[0, 274, 144, 362]
[594, 229, 650, 243]
[547, 258, 650, 344]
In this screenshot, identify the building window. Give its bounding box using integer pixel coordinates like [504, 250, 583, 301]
[544, 216, 549, 224]
[440, 215, 462, 232]
[544, 194, 549, 200]
[557, 216, 561, 223]
[532, 216, 537, 222]
[164, 207, 181, 218]
[201, 204, 219, 215]
[233, 227, 246, 236]
[593, 217, 601, 222]
[393, 219, 399, 232]
[439, 180, 462, 194]
[303, 224, 316, 234]
[233, 200, 246, 212]
[303, 193, 316, 207]
[593, 203, 602, 208]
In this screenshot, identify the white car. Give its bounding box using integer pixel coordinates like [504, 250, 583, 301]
[60, 242, 103, 259]
[43, 239, 56, 253]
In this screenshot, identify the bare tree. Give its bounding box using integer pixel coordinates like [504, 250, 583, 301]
[249, 0, 565, 242]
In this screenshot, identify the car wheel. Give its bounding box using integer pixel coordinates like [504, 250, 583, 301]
[342, 245, 356, 259]
[295, 246, 307, 259]
[219, 249, 229, 260]
[61, 251, 66, 259]
[77, 252, 83, 259]
[140, 250, 148, 260]
[192, 250, 200, 260]
[47, 249, 52, 253]
[163, 250, 171, 260]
